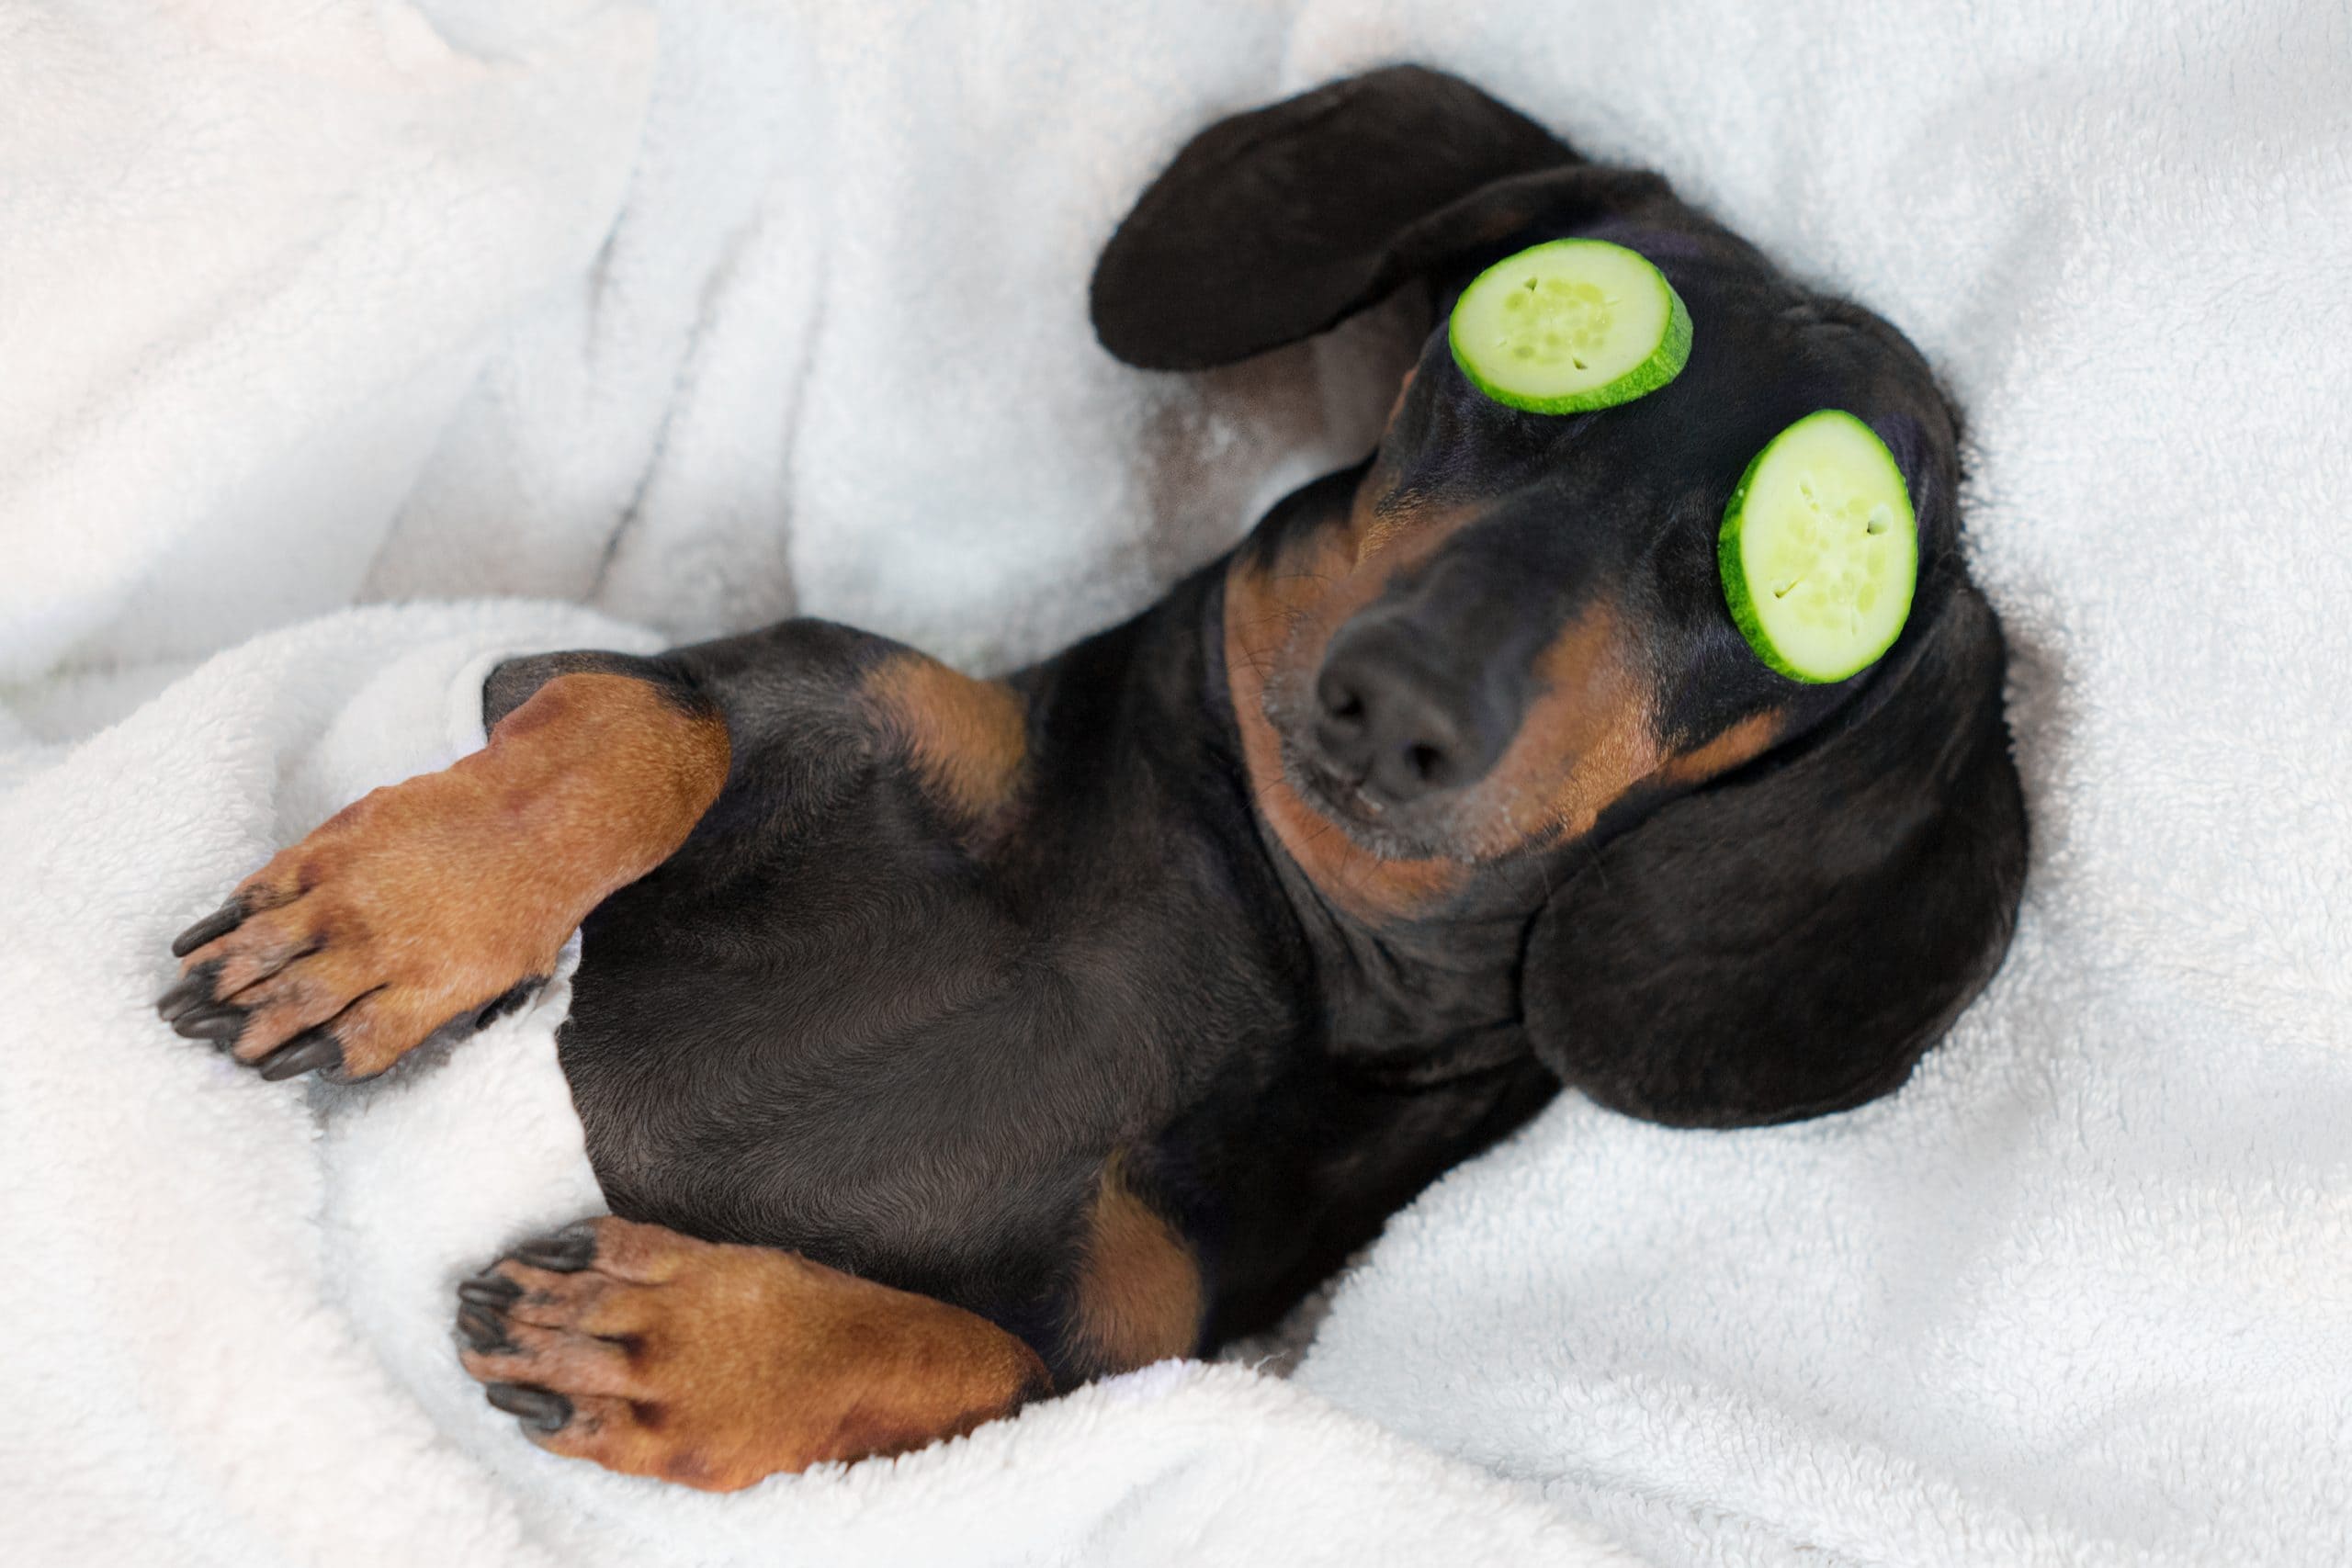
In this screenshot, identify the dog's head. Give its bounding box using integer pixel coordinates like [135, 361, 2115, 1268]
[1092, 66, 2028, 1127]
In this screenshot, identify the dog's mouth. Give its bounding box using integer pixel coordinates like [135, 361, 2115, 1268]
[1272, 699, 1464, 863]
[1290, 749, 1386, 825]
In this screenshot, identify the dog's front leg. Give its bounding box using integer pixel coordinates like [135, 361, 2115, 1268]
[154, 660, 729, 1080]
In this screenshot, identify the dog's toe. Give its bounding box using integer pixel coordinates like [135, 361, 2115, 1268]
[254, 1030, 343, 1082]
[507, 1224, 599, 1273]
[483, 1382, 574, 1434]
[169, 898, 248, 959]
[170, 1002, 247, 1044]
[458, 1274, 523, 1309]
[155, 961, 223, 1021]
[457, 1303, 513, 1352]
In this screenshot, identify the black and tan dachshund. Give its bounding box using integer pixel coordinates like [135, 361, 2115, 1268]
[154, 67, 2026, 1490]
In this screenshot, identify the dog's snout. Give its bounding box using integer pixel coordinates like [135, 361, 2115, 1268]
[1311, 627, 1512, 805]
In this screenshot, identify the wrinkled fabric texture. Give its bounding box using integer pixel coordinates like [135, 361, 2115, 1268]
[3, 1, 2347, 1564]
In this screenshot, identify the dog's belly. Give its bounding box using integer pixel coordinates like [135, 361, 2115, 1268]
[546, 854, 1222, 1318]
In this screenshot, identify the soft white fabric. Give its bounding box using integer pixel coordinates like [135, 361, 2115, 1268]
[4, 0, 2348, 1564]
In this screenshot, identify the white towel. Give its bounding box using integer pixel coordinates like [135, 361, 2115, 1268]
[4, 0, 2347, 1563]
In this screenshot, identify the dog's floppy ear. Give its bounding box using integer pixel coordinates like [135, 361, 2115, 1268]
[1524, 581, 2029, 1127]
[1091, 65, 1666, 370]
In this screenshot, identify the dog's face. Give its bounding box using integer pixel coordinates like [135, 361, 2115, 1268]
[1228, 225, 1955, 868]
[1095, 67, 2027, 1129]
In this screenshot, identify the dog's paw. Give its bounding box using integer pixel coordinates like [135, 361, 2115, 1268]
[455, 1217, 1047, 1490]
[156, 770, 562, 1081]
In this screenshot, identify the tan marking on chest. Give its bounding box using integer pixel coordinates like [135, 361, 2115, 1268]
[1065, 1155, 1204, 1377]
[864, 654, 1029, 826]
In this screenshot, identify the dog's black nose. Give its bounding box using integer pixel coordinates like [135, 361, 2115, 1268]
[1311, 626, 1512, 805]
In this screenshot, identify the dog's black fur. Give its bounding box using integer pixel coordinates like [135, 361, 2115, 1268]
[470, 67, 2027, 1377]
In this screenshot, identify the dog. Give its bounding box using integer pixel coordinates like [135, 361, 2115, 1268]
[153, 66, 2027, 1491]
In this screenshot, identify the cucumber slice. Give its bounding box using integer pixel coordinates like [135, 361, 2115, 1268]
[1448, 239, 1692, 413]
[1718, 411, 1918, 683]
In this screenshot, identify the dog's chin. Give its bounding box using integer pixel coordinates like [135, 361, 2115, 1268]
[1281, 743, 1465, 863]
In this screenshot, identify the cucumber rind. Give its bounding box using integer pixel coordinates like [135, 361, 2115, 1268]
[1448, 240, 1693, 414]
[1717, 410, 1917, 684]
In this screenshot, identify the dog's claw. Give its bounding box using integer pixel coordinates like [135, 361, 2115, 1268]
[170, 899, 246, 958]
[458, 1275, 522, 1308]
[155, 963, 221, 1021]
[509, 1224, 597, 1273]
[172, 1007, 245, 1044]
[255, 1031, 342, 1081]
[458, 1303, 510, 1353]
[484, 1382, 571, 1432]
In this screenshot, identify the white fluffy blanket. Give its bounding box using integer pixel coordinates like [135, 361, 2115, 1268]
[5, 2, 2347, 1563]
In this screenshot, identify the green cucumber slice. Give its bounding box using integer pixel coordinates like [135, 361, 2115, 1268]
[1718, 411, 1917, 683]
[1448, 239, 1692, 413]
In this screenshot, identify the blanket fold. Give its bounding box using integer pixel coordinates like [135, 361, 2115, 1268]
[6, 0, 2346, 1562]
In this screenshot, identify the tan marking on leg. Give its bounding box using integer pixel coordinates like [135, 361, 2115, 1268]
[1063, 1154, 1203, 1376]
[175, 672, 729, 1077]
[460, 1217, 1049, 1492]
[863, 653, 1029, 831]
